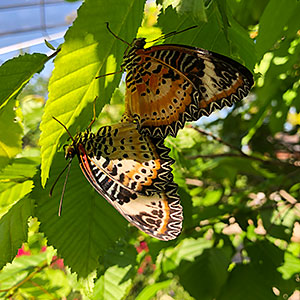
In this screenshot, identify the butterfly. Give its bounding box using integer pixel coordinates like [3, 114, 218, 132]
[54, 119, 183, 241]
[116, 26, 254, 138]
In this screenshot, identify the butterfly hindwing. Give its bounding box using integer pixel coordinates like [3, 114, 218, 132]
[123, 43, 254, 138]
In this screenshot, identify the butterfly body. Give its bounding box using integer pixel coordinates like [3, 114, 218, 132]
[122, 43, 254, 138]
[64, 122, 182, 240]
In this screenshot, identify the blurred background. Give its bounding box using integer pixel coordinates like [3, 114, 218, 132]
[0, 0, 81, 72]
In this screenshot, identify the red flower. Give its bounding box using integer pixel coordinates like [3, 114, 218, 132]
[136, 241, 149, 253]
[16, 244, 31, 257]
[50, 256, 65, 270]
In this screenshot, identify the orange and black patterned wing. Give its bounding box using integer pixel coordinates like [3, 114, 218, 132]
[88, 122, 174, 195]
[123, 44, 254, 138]
[74, 122, 182, 240]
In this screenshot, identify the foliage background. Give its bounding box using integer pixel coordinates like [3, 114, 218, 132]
[0, 0, 300, 299]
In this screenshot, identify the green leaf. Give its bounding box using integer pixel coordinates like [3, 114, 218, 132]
[218, 264, 278, 300]
[33, 153, 127, 277]
[0, 157, 37, 217]
[0, 100, 23, 170]
[0, 197, 33, 270]
[0, 252, 48, 289]
[44, 39, 56, 51]
[177, 247, 232, 300]
[255, 0, 300, 60]
[135, 280, 172, 300]
[201, 189, 222, 206]
[158, 5, 230, 56]
[39, 0, 146, 187]
[220, 242, 297, 298]
[93, 265, 133, 300]
[241, 240, 297, 295]
[278, 251, 300, 280]
[158, 3, 253, 66]
[0, 157, 38, 181]
[19, 268, 72, 299]
[161, 237, 213, 273]
[0, 53, 48, 109]
[227, 16, 256, 70]
[0, 181, 33, 218]
[92, 243, 137, 299]
[176, 0, 208, 22]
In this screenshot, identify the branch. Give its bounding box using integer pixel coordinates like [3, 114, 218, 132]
[0, 257, 60, 297]
[187, 125, 290, 166]
[187, 152, 267, 164]
[47, 48, 61, 61]
[186, 125, 246, 156]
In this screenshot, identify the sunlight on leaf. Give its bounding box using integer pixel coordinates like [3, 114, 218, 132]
[39, 0, 145, 187]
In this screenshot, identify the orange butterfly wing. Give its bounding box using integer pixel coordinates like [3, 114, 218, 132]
[123, 44, 253, 137]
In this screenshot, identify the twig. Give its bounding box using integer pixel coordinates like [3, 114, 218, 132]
[47, 48, 61, 60]
[186, 125, 245, 156]
[0, 258, 59, 297]
[187, 125, 289, 166]
[28, 279, 57, 300]
[187, 152, 268, 164]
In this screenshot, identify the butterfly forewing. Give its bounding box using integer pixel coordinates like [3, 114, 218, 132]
[71, 122, 182, 240]
[123, 43, 254, 138]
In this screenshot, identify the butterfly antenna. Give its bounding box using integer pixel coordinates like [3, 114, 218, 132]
[105, 22, 131, 46]
[96, 70, 123, 79]
[49, 158, 73, 197]
[147, 25, 198, 43]
[52, 116, 76, 144]
[87, 96, 97, 130]
[58, 159, 72, 216]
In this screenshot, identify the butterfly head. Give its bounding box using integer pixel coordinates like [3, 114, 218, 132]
[131, 38, 146, 49]
[64, 143, 76, 160]
[63, 131, 86, 160]
[121, 38, 146, 69]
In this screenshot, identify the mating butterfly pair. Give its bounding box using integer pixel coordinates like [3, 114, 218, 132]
[56, 26, 253, 240]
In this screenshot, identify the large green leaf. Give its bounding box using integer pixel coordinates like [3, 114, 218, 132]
[255, 0, 300, 61]
[0, 100, 23, 170]
[176, 247, 232, 300]
[176, 0, 207, 22]
[158, 3, 254, 68]
[0, 197, 33, 270]
[39, 0, 146, 187]
[0, 53, 48, 109]
[158, 6, 229, 55]
[33, 153, 127, 277]
[218, 264, 278, 300]
[219, 240, 298, 299]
